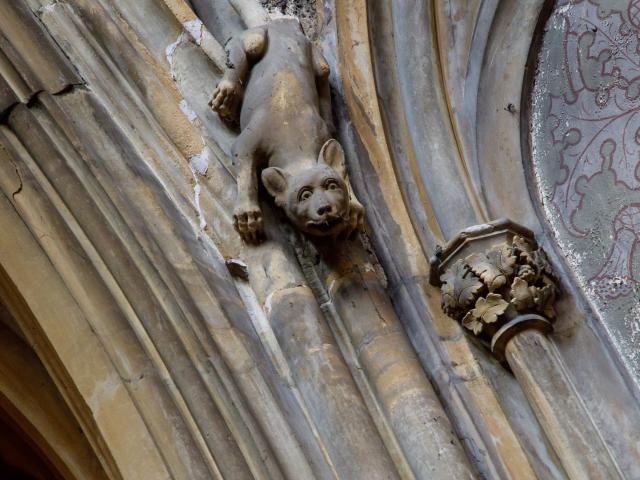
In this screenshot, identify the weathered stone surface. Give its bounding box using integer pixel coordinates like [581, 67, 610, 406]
[0, 2, 80, 115]
[0, 0, 637, 479]
[531, 0, 640, 388]
[506, 330, 624, 480]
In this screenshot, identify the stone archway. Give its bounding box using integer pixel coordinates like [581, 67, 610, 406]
[0, 296, 108, 480]
[0, 398, 65, 480]
[0, 0, 638, 478]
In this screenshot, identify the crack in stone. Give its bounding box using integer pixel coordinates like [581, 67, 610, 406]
[8, 157, 23, 200]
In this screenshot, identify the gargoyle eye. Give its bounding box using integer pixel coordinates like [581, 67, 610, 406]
[299, 189, 312, 201]
[325, 179, 340, 191]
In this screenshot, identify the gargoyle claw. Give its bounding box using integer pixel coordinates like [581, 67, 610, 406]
[233, 205, 264, 244]
[341, 199, 364, 240]
[210, 79, 241, 121]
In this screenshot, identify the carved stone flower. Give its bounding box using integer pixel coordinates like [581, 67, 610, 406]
[462, 294, 509, 334]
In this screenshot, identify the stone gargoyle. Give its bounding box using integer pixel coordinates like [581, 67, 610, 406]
[210, 18, 364, 243]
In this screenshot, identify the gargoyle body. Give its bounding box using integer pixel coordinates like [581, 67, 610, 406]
[210, 18, 364, 242]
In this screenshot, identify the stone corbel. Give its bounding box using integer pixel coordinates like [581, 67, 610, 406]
[430, 219, 623, 480]
[429, 219, 557, 361]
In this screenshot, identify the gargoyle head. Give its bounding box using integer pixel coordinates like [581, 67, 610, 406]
[262, 139, 351, 236]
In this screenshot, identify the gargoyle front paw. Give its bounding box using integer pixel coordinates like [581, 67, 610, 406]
[209, 79, 241, 121]
[233, 204, 264, 244]
[340, 199, 365, 240]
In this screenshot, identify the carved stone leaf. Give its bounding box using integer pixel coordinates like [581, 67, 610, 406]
[466, 244, 516, 291]
[510, 277, 536, 311]
[472, 293, 509, 323]
[517, 264, 537, 283]
[512, 235, 534, 260]
[529, 249, 559, 281]
[472, 294, 509, 324]
[441, 259, 483, 317]
[535, 284, 557, 318]
[462, 311, 484, 335]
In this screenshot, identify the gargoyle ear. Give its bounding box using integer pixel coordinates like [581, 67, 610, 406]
[261, 167, 290, 203]
[318, 139, 347, 179]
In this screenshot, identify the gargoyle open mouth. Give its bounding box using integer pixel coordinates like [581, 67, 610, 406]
[307, 217, 343, 233]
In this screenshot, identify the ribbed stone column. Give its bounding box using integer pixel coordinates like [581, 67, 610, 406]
[429, 219, 622, 480]
[506, 330, 621, 479]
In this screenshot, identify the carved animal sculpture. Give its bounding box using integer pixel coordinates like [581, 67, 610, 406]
[210, 18, 364, 243]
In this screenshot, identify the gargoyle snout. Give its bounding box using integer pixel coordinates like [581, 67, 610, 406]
[317, 204, 333, 216]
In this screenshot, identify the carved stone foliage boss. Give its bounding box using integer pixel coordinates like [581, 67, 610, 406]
[430, 220, 560, 358]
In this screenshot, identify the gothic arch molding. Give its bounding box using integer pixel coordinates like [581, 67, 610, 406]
[0, 0, 637, 478]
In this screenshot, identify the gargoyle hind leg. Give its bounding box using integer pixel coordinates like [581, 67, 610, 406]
[210, 26, 267, 122]
[232, 124, 264, 243]
[346, 195, 365, 240]
[312, 44, 335, 133]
